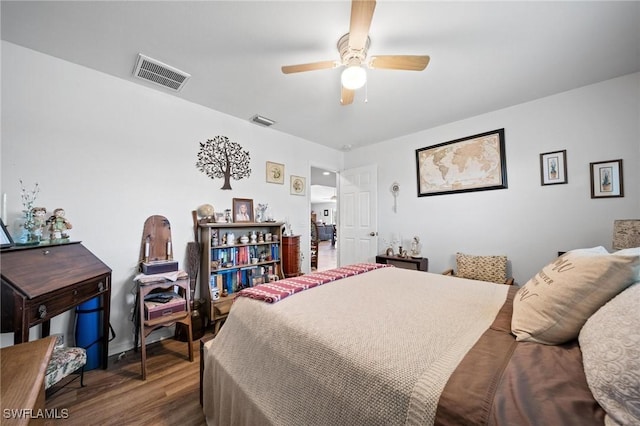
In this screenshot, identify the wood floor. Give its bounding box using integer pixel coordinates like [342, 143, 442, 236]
[315, 240, 337, 271]
[45, 338, 205, 425]
[45, 242, 337, 425]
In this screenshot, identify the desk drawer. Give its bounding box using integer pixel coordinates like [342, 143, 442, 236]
[27, 278, 109, 323]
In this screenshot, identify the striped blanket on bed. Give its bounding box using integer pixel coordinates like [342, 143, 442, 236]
[237, 262, 392, 303]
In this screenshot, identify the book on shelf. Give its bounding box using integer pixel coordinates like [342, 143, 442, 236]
[209, 264, 281, 294]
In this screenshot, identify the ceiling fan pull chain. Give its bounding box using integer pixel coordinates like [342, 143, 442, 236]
[364, 80, 369, 103]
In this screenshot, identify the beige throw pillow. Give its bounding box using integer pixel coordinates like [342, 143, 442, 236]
[456, 252, 507, 284]
[511, 249, 640, 345]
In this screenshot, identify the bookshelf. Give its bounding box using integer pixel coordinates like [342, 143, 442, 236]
[199, 221, 285, 331]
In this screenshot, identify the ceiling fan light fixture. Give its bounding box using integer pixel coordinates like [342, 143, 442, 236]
[341, 65, 366, 90]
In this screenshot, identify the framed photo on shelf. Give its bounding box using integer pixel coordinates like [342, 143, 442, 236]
[590, 159, 623, 198]
[266, 161, 285, 184]
[232, 198, 254, 222]
[540, 150, 568, 185]
[415, 128, 507, 197]
[0, 219, 14, 249]
[290, 175, 306, 196]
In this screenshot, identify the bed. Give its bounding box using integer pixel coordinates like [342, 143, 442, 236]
[201, 248, 640, 425]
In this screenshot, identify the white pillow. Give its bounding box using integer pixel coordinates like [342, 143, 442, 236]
[511, 248, 640, 344]
[579, 282, 640, 425]
[614, 247, 640, 256]
[615, 247, 640, 281]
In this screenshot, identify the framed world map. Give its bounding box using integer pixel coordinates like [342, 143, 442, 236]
[415, 129, 507, 197]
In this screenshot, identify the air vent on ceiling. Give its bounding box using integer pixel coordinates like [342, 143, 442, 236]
[133, 54, 191, 92]
[250, 114, 276, 127]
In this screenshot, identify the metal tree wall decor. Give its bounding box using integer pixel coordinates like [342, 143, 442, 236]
[196, 136, 251, 190]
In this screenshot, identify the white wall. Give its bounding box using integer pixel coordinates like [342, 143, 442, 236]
[0, 42, 343, 353]
[345, 73, 639, 283]
[2, 41, 638, 354]
[311, 202, 337, 224]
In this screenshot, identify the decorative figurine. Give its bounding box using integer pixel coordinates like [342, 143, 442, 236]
[197, 204, 215, 223]
[226, 232, 235, 245]
[47, 208, 72, 240]
[410, 236, 422, 258]
[31, 207, 48, 241]
[255, 203, 268, 223]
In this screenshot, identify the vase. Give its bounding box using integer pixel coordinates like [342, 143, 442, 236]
[14, 210, 39, 245]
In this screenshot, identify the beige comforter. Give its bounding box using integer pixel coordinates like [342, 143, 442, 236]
[203, 267, 509, 426]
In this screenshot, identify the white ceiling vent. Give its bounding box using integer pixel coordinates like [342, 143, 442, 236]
[133, 54, 191, 92]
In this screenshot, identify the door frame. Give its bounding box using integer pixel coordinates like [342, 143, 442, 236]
[309, 164, 339, 271]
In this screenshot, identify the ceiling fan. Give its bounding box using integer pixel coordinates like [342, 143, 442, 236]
[281, 0, 430, 106]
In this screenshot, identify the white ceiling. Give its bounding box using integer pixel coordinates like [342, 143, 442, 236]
[310, 166, 337, 203]
[2, 1, 639, 151]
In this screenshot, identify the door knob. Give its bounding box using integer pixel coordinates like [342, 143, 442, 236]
[369, 231, 378, 236]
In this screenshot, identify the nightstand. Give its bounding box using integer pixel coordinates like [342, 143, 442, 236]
[375, 254, 429, 272]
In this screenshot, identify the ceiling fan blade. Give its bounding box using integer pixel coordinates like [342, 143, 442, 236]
[281, 60, 338, 74]
[349, 0, 376, 51]
[369, 55, 430, 71]
[340, 87, 355, 105]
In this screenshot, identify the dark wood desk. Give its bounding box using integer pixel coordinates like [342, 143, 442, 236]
[1, 242, 111, 369]
[375, 254, 429, 272]
[1, 336, 56, 425]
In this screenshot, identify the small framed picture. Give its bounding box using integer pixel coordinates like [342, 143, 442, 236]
[540, 150, 568, 185]
[232, 198, 254, 222]
[1, 219, 14, 249]
[290, 175, 306, 196]
[323, 209, 329, 216]
[590, 159, 623, 198]
[266, 161, 285, 184]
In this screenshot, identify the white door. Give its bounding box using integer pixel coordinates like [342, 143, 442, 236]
[338, 164, 378, 265]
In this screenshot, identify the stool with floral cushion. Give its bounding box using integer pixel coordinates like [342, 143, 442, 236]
[45, 334, 87, 396]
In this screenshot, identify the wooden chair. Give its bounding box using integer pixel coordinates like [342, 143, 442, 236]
[310, 219, 319, 270]
[443, 252, 514, 285]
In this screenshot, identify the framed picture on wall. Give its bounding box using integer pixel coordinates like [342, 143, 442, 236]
[323, 209, 329, 216]
[266, 161, 285, 184]
[590, 159, 623, 198]
[290, 176, 306, 196]
[540, 150, 568, 185]
[415, 129, 507, 197]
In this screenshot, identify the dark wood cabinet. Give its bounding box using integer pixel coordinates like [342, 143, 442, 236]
[375, 254, 428, 272]
[282, 235, 301, 278]
[1, 242, 111, 369]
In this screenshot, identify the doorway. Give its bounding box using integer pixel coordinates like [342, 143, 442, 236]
[310, 166, 338, 271]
